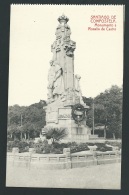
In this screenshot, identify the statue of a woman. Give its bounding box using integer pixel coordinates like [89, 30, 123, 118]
[47, 60, 55, 103]
[53, 61, 65, 100]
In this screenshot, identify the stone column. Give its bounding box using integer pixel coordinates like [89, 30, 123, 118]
[51, 14, 76, 106]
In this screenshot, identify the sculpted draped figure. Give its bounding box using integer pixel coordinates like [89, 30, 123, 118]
[47, 60, 55, 103]
[74, 74, 84, 105]
[47, 60, 65, 103]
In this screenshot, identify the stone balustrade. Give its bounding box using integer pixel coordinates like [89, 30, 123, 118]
[7, 148, 121, 170]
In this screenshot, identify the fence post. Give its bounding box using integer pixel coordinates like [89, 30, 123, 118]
[29, 148, 35, 154]
[47, 156, 50, 162]
[63, 148, 71, 169]
[12, 147, 19, 166]
[115, 150, 119, 163]
[93, 151, 97, 165]
[12, 147, 19, 154]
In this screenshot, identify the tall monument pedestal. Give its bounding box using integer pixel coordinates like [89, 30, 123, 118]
[43, 14, 91, 143]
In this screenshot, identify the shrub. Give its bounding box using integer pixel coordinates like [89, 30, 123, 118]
[50, 147, 62, 154]
[34, 139, 51, 154]
[34, 141, 45, 154]
[29, 140, 35, 148]
[87, 142, 95, 146]
[95, 143, 112, 152]
[43, 143, 52, 154]
[34, 141, 64, 154]
[52, 142, 61, 149]
[44, 127, 68, 143]
[67, 142, 78, 147]
[7, 140, 117, 154]
[18, 141, 29, 153]
[70, 143, 89, 153]
[105, 141, 122, 149]
[7, 140, 29, 152]
[19, 146, 29, 153]
[7, 140, 20, 152]
[60, 143, 68, 148]
[7, 141, 14, 152]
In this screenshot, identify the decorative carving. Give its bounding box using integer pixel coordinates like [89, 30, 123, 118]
[58, 114, 71, 119]
[58, 108, 72, 119]
[58, 14, 69, 24]
[55, 42, 61, 52]
[63, 35, 70, 42]
[67, 88, 74, 100]
[64, 40, 76, 57]
[51, 41, 56, 52]
[75, 94, 80, 104]
[51, 38, 65, 53]
[56, 24, 71, 43]
[72, 104, 85, 124]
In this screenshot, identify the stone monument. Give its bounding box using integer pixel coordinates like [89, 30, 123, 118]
[43, 14, 91, 142]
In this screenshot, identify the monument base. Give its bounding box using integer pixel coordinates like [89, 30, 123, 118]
[44, 122, 91, 143]
[44, 100, 91, 143]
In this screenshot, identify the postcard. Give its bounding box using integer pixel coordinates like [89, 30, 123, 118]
[6, 4, 123, 189]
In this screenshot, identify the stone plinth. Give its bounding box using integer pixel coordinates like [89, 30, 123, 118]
[12, 147, 19, 153]
[44, 101, 91, 142]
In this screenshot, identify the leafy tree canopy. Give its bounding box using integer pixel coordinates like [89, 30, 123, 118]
[85, 85, 122, 138]
[8, 100, 46, 139]
[8, 85, 122, 140]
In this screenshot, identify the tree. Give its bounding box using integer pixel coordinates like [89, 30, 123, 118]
[8, 100, 47, 140]
[97, 85, 122, 138]
[44, 127, 68, 144]
[86, 85, 122, 139]
[82, 97, 93, 128]
[7, 124, 22, 140]
[107, 112, 122, 139]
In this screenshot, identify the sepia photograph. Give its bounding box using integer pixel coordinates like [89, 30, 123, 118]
[6, 4, 123, 189]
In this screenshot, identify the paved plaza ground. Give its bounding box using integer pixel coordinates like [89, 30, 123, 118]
[6, 162, 121, 189]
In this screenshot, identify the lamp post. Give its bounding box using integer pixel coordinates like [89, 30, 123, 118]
[20, 114, 23, 126]
[8, 116, 12, 138]
[104, 100, 108, 139]
[113, 112, 116, 140]
[104, 118, 107, 139]
[20, 114, 23, 140]
[92, 98, 95, 135]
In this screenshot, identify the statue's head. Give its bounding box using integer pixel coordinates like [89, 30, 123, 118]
[49, 60, 54, 66]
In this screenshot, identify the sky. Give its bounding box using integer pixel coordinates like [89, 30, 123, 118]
[8, 5, 124, 106]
